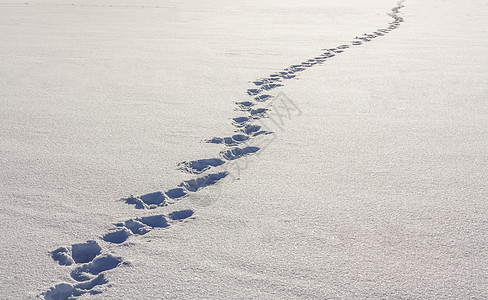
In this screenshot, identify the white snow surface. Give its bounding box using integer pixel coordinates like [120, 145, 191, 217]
[0, 0, 487, 299]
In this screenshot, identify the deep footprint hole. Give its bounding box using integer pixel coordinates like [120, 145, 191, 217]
[169, 209, 194, 221]
[72, 241, 102, 264]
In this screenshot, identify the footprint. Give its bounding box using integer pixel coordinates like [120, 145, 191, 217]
[72, 241, 102, 264]
[51, 247, 74, 266]
[138, 214, 170, 228]
[250, 108, 268, 118]
[168, 209, 194, 221]
[165, 187, 187, 199]
[287, 66, 306, 72]
[102, 228, 132, 244]
[124, 172, 228, 210]
[232, 134, 250, 142]
[236, 101, 255, 111]
[71, 254, 123, 282]
[140, 192, 166, 206]
[110, 211, 192, 239]
[178, 158, 226, 174]
[260, 83, 282, 91]
[119, 218, 151, 235]
[232, 116, 249, 127]
[253, 77, 280, 86]
[123, 196, 146, 209]
[206, 134, 249, 146]
[301, 62, 315, 67]
[47, 241, 122, 298]
[45, 275, 106, 299]
[247, 89, 260, 96]
[74, 274, 108, 292]
[242, 125, 271, 137]
[109, 215, 169, 236]
[51, 241, 102, 266]
[240, 124, 265, 135]
[179, 172, 227, 192]
[280, 74, 296, 79]
[206, 136, 234, 145]
[254, 94, 272, 102]
[44, 283, 76, 300]
[124, 191, 166, 209]
[220, 146, 260, 160]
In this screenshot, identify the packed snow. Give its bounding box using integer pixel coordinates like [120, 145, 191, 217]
[0, 0, 487, 299]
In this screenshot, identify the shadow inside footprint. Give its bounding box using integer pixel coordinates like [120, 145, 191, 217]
[247, 89, 260, 96]
[168, 209, 194, 221]
[221, 146, 260, 160]
[51, 247, 74, 266]
[44, 283, 75, 300]
[165, 187, 187, 199]
[207, 135, 249, 146]
[207, 137, 231, 145]
[139, 191, 166, 206]
[232, 116, 249, 127]
[102, 229, 132, 244]
[123, 219, 151, 235]
[124, 196, 146, 209]
[240, 124, 262, 135]
[236, 101, 255, 111]
[178, 158, 225, 174]
[137, 215, 169, 228]
[44, 275, 107, 300]
[255, 94, 272, 102]
[124, 191, 167, 209]
[180, 172, 227, 192]
[72, 241, 102, 264]
[75, 273, 108, 291]
[71, 254, 122, 282]
[250, 108, 268, 117]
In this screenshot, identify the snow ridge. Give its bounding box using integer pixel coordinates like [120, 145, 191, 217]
[42, 1, 405, 298]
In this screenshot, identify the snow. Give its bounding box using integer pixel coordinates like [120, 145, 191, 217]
[0, 0, 487, 299]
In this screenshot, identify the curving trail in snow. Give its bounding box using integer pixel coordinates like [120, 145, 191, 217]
[43, 1, 406, 298]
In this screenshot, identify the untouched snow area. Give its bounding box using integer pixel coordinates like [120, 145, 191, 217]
[1, 0, 487, 299]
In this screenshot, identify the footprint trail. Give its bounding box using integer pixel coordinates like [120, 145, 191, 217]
[43, 2, 405, 298]
[44, 210, 194, 299]
[123, 0, 406, 201]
